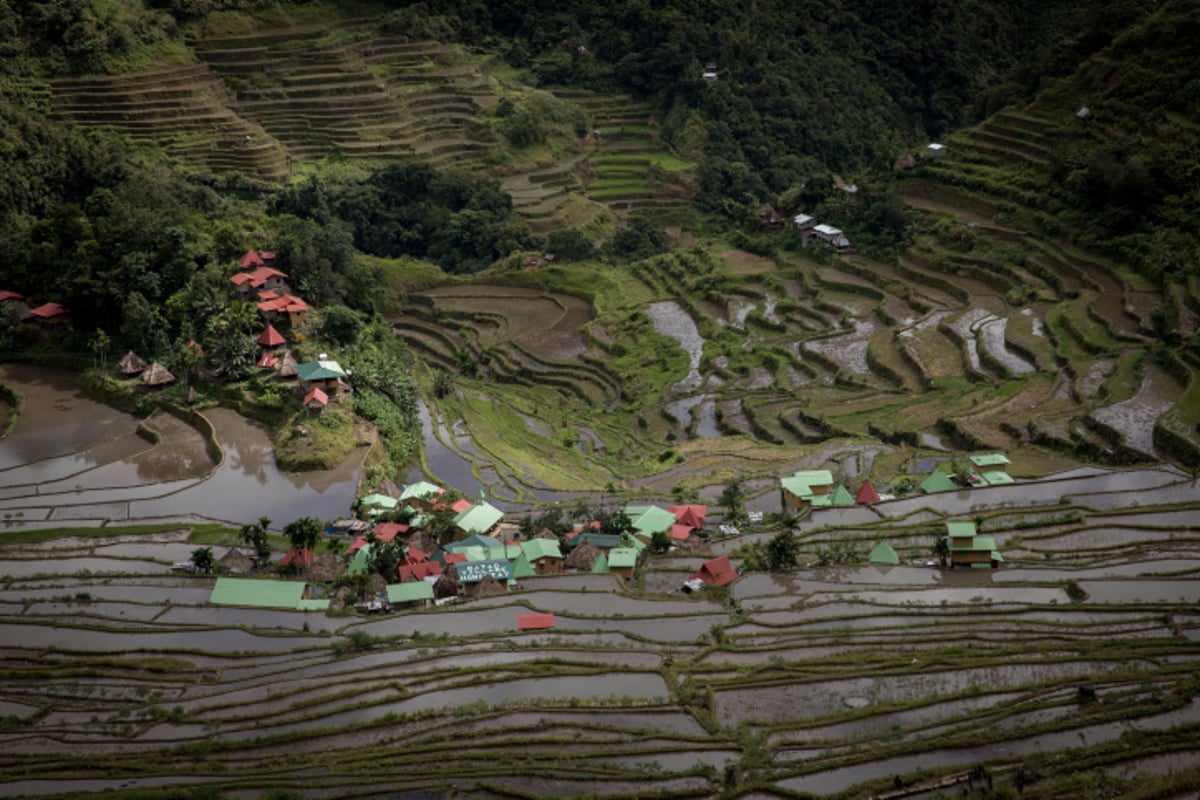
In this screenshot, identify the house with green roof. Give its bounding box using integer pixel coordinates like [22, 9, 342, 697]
[521, 538, 564, 575]
[400, 481, 443, 507]
[347, 543, 373, 575]
[590, 551, 610, 574]
[295, 359, 348, 391]
[572, 532, 621, 553]
[945, 521, 1002, 569]
[607, 547, 640, 579]
[868, 540, 900, 565]
[829, 484, 855, 507]
[979, 470, 1015, 487]
[452, 501, 504, 537]
[510, 552, 536, 578]
[209, 577, 324, 610]
[386, 581, 434, 608]
[623, 505, 677, 538]
[920, 468, 958, 494]
[969, 453, 1011, 470]
[455, 559, 513, 595]
[448, 533, 502, 550]
[780, 469, 835, 511]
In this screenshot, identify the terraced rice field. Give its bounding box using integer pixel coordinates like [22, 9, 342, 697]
[1, 465, 1197, 798]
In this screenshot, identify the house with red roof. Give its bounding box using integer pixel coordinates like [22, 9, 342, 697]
[279, 547, 314, 572]
[855, 479, 880, 505]
[255, 294, 308, 328]
[303, 387, 328, 416]
[690, 555, 738, 587]
[397, 561, 442, 582]
[238, 249, 277, 269]
[257, 325, 286, 349]
[346, 536, 369, 556]
[373, 522, 409, 543]
[257, 352, 279, 370]
[669, 504, 707, 531]
[26, 302, 71, 329]
[0, 290, 23, 303]
[516, 613, 555, 630]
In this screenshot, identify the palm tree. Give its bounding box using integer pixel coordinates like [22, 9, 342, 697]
[191, 546, 215, 574]
[933, 536, 949, 568]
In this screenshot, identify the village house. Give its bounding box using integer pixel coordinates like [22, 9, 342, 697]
[668, 504, 706, 543]
[702, 62, 718, 83]
[520, 538, 563, 575]
[26, 301, 71, 330]
[970, 453, 1014, 487]
[296, 358, 348, 393]
[920, 468, 958, 494]
[780, 469, 835, 511]
[0, 290, 23, 303]
[386, 581, 434, 609]
[117, 351, 148, 377]
[452, 500, 504, 538]
[456, 559, 513, 597]
[812, 224, 852, 253]
[303, 387, 328, 416]
[256, 293, 308, 328]
[606, 547, 640, 579]
[209, 577, 328, 611]
[400, 481, 444, 508]
[855, 479, 880, 504]
[944, 521, 1002, 569]
[868, 540, 900, 565]
[793, 213, 817, 236]
[691, 555, 738, 587]
[624, 504, 677, 541]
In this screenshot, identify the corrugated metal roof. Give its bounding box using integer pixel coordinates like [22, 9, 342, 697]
[210, 578, 306, 609]
[387, 582, 434, 603]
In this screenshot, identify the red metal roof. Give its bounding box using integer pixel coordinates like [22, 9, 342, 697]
[517, 613, 555, 630]
[450, 498, 472, 513]
[669, 504, 707, 530]
[238, 249, 277, 268]
[280, 547, 314, 569]
[345, 536, 368, 555]
[258, 325, 285, 347]
[691, 555, 738, 586]
[304, 388, 329, 407]
[443, 552, 468, 564]
[0, 290, 23, 302]
[855, 479, 880, 505]
[398, 562, 442, 582]
[405, 545, 427, 563]
[29, 302, 67, 319]
[669, 524, 692, 541]
[257, 353, 279, 369]
[374, 522, 408, 543]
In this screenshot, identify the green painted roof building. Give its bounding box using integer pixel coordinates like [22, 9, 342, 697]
[624, 504, 677, 536]
[453, 502, 504, 536]
[969, 453, 1011, 469]
[210, 578, 310, 609]
[386, 582, 434, 604]
[920, 468, 957, 493]
[868, 540, 900, 565]
[607, 547, 640, 570]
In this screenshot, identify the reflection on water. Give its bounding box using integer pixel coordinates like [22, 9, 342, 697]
[645, 301, 704, 392]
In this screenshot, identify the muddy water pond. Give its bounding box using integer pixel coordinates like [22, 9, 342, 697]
[645, 301, 704, 392]
[129, 409, 363, 526]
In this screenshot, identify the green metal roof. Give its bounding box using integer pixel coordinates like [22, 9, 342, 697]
[920, 469, 957, 493]
[359, 493, 398, 510]
[830, 484, 855, 506]
[969, 453, 1011, 467]
[591, 551, 610, 573]
[790, 469, 834, 485]
[347, 543, 372, 575]
[946, 521, 977, 538]
[809, 494, 833, 507]
[980, 470, 1015, 486]
[780, 470, 835, 500]
[210, 578, 306, 609]
[949, 534, 997, 553]
[459, 546, 488, 562]
[521, 539, 563, 561]
[400, 481, 442, 501]
[868, 541, 900, 565]
[456, 559, 513, 583]
[448, 533, 502, 551]
[510, 552, 536, 578]
[386, 582, 434, 603]
[607, 547, 640, 569]
[575, 533, 621, 549]
[624, 505, 677, 536]
[453, 502, 504, 535]
[295, 360, 347, 382]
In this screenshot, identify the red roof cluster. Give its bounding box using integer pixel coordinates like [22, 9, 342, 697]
[373, 522, 409, 543]
[443, 552, 468, 564]
[232, 265, 288, 290]
[691, 555, 738, 587]
[256, 294, 307, 315]
[397, 562, 442, 582]
[238, 249, 277, 268]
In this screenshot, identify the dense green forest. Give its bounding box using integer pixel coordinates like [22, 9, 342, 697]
[1, 0, 1197, 357]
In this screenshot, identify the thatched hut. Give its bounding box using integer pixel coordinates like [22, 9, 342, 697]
[117, 351, 147, 376]
[565, 541, 601, 571]
[141, 362, 176, 388]
[309, 553, 345, 583]
[433, 572, 460, 600]
[217, 548, 254, 574]
[276, 351, 298, 379]
[474, 574, 506, 597]
[535, 529, 559, 541]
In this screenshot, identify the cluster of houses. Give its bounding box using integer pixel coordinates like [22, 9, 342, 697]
[102, 249, 348, 413]
[781, 453, 1015, 513]
[209, 480, 737, 615]
[0, 291, 73, 332]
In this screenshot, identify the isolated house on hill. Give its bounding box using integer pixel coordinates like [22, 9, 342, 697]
[296, 359, 347, 392]
[27, 302, 71, 329]
[258, 325, 286, 350]
[812, 224, 851, 253]
[238, 249, 277, 269]
[303, 387, 328, 416]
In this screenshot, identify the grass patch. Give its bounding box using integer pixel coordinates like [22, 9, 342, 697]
[273, 407, 357, 471]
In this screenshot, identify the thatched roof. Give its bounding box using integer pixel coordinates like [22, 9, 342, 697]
[433, 573, 459, 599]
[535, 529, 559, 541]
[141, 361, 176, 387]
[276, 351, 298, 378]
[309, 553, 345, 583]
[217, 548, 254, 574]
[117, 351, 147, 376]
[565, 541, 601, 570]
[474, 574, 506, 597]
